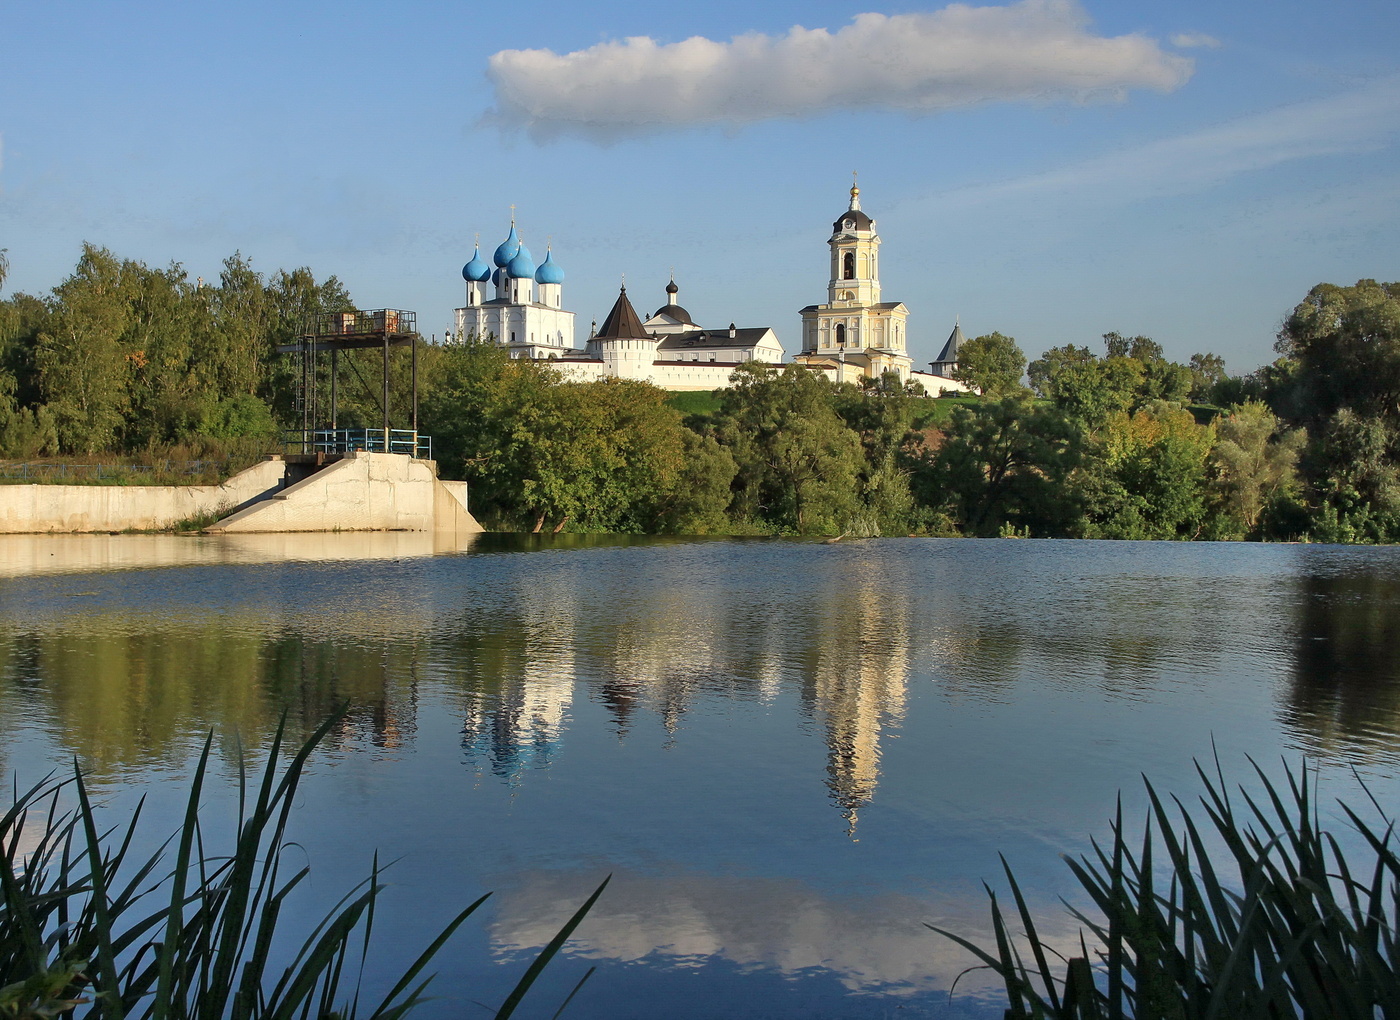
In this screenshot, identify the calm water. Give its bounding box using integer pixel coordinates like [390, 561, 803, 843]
[2, 534, 1399, 1018]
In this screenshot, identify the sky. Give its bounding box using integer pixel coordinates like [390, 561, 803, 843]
[1, 0, 1397, 374]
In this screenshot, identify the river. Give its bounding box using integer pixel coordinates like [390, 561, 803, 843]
[2, 533, 1398, 1018]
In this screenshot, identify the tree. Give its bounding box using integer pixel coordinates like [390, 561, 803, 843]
[952, 332, 1026, 397]
[1028, 344, 1095, 398]
[715, 363, 863, 534]
[1049, 356, 1143, 431]
[422, 343, 693, 532]
[1083, 402, 1214, 540]
[1189, 352, 1227, 402]
[830, 371, 923, 534]
[913, 393, 1083, 537]
[1274, 279, 1400, 431]
[1304, 408, 1400, 543]
[1208, 401, 1305, 537]
[34, 245, 135, 453]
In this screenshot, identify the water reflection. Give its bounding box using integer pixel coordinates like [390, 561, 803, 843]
[0, 531, 482, 576]
[1284, 565, 1400, 761]
[4, 536, 1400, 1018]
[487, 868, 1067, 1002]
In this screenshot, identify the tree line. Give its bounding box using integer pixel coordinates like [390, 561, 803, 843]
[3, 246, 1396, 542]
[0, 244, 359, 457]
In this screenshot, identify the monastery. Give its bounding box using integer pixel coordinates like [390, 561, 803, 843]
[453, 182, 964, 394]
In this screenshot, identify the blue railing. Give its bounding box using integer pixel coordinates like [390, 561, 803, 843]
[284, 429, 432, 461]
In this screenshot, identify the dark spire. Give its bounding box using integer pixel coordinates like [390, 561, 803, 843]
[595, 285, 650, 340]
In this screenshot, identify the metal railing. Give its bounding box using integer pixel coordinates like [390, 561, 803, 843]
[283, 429, 432, 461]
[303, 309, 417, 338]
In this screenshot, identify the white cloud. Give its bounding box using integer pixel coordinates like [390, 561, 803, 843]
[930, 75, 1400, 209]
[484, 1, 1194, 142]
[1170, 32, 1222, 49]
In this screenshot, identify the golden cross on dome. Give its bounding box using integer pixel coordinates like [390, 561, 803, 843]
[509, 204, 516, 224]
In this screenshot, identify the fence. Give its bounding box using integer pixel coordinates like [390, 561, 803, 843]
[283, 429, 432, 461]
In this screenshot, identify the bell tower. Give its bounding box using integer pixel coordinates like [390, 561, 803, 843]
[794, 175, 913, 383]
[827, 175, 881, 308]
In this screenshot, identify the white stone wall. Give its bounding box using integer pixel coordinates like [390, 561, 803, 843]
[0, 459, 286, 534]
[211, 452, 478, 534]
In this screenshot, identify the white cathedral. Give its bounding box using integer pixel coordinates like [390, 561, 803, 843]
[452, 183, 963, 394]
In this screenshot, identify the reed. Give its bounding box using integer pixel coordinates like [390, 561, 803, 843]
[931, 757, 1399, 1019]
[1, 713, 605, 1019]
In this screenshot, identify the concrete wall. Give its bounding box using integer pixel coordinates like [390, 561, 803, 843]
[209, 452, 484, 534]
[0, 459, 287, 534]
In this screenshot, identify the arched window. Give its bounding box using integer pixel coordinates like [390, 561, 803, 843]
[835, 323, 846, 346]
[843, 251, 855, 280]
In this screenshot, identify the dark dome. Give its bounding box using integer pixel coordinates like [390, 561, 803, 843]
[665, 279, 679, 295]
[833, 209, 873, 234]
[652, 303, 694, 324]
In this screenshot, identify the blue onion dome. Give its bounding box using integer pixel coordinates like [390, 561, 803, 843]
[507, 243, 536, 280]
[534, 248, 565, 285]
[462, 246, 490, 282]
[493, 223, 521, 268]
[492, 267, 505, 287]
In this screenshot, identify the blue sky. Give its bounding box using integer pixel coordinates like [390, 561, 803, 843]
[1, 0, 1397, 374]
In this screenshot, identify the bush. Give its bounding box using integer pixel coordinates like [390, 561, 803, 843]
[934, 759, 1398, 1018]
[1, 712, 605, 1019]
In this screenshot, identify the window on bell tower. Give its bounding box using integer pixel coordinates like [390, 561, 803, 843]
[843, 252, 855, 280]
[835, 323, 846, 346]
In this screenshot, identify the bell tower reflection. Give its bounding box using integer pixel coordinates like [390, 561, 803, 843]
[801, 556, 911, 836]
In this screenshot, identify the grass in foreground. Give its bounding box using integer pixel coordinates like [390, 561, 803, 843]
[933, 758, 1398, 1018]
[1, 712, 606, 1019]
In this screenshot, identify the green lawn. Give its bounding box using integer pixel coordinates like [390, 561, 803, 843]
[664, 390, 724, 416]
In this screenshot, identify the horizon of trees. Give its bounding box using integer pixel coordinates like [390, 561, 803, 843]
[3, 245, 1397, 542]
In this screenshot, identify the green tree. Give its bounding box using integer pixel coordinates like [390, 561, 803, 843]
[1083, 402, 1214, 539]
[1208, 401, 1305, 537]
[34, 245, 135, 453]
[1028, 344, 1095, 398]
[715, 363, 863, 534]
[913, 393, 1083, 537]
[1189, 352, 1227, 402]
[654, 429, 738, 534]
[951, 331, 1026, 397]
[422, 342, 693, 532]
[1304, 408, 1400, 543]
[1048, 356, 1144, 431]
[1274, 279, 1400, 430]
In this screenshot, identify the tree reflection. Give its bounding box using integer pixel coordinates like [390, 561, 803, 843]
[1285, 569, 1400, 758]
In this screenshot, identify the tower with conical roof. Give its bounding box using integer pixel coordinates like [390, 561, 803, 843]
[930, 320, 965, 378]
[793, 177, 913, 384]
[454, 214, 576, 359]
[586, 284, 659, 380]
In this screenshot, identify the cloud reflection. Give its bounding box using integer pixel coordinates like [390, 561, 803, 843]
[487, 868, 1082, 1002]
